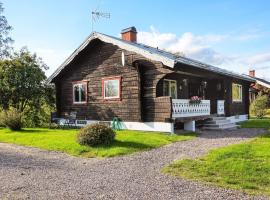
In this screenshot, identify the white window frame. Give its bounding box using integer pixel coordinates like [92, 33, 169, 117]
[232, 83, 242, 102]
[163, 79, 177, 99]
[73, 82, 87, 104]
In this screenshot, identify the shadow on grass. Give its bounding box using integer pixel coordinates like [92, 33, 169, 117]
[175, 130, 198, 136]
[93, 140, 154, 150]
[18, 129, 48, 133]
[0, 127, 47, 133]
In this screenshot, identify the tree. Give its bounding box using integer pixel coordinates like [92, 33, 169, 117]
[0, 2, 13, 59]
[250, 93, 269, 119]
[255, 83, 270, 95]
[0, 48, 55, 127]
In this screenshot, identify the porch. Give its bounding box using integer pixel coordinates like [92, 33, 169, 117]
[157, 71, 227, 118]
[154, 70, 230, 131]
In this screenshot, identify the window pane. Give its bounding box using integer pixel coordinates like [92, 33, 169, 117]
[170, 82, 177, 99]
[232, 83, 242, 101]
[163, 80, 170, 96]
[74, 85, 80, 102]
[105, 80, 119, 98]
[80, 84, 86, 102]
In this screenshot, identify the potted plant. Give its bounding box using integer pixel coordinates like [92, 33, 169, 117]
[189, 96, 202, 104]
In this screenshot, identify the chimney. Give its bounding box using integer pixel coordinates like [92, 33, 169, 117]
[249, 70, 255, 77]
[121, 27, 137, 42]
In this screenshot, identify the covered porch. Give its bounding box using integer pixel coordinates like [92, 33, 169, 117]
[157, 71, 226, 118]
[155, 70, 229, 131]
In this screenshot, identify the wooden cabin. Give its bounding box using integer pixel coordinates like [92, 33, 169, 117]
[48, 27, 254, 133]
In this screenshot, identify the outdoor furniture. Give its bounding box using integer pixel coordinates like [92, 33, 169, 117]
[63, 111, 77, 128]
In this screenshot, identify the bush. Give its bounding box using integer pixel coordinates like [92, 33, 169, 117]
[77, 123, 115, 146]
[250, 93, 269, 119]
[0, 108, 23, 130]
[49, 123, 59, 129]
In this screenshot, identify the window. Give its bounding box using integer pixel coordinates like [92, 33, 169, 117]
[163, 79, 177, 99]
[232, 83, 242, 102]
[73, 82, 87, 104]
[102, 77, 121, 100]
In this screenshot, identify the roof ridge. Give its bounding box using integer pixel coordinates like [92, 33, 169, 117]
[47, 31, 254, 83]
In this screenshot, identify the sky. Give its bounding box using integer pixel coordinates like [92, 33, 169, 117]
[2, 0, 270, 80]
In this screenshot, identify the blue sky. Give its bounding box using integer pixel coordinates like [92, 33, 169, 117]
[2, 0, 270, 80]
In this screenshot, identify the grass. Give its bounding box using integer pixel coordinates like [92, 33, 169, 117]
[240, 119, 270, 128]
[0, 128, 196, 158]
[250, 108, 270, 119]
[163, 119, 270, 196]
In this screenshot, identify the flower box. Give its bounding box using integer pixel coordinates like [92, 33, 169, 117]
[189, 96, 202, 104]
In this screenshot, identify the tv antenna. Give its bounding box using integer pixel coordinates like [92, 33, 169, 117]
[91, 10, 110, 32]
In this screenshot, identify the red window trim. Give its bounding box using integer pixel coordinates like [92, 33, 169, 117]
[72, 80, 88, 105]
[102, 76, 122, 101]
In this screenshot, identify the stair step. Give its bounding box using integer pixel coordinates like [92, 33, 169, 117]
[205, 119, 231, 124]
[210, 117, 227, 121]
[201, 116, 240, 130]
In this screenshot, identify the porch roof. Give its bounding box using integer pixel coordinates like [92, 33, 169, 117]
[47, 32, 255, 83]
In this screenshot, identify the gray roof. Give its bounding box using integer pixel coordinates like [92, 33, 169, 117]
[248, 76, 270, 88]
[47, 32, 255, 83]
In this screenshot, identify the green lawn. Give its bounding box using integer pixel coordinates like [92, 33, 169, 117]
[0, 128, 195, 157]
[240, 119, 270, 128]
[163, 119, 270, 196]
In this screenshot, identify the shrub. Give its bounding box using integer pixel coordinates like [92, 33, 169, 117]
[250, 93, 269, 119]
[0, 108, 23, 130]
[77, 123, 115, 146]
[49, 123, 59, 129]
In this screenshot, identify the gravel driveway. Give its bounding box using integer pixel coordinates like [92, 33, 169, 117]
[0, 128, 269, 200]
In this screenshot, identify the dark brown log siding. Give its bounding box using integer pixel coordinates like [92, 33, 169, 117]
[54, 40, 173, 122]
[55, 40, 141, 121]
[143, 97, 172, 122]
[230, 79, 250, 116]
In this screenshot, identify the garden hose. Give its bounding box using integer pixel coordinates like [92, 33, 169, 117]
[112, 117, 122, 130]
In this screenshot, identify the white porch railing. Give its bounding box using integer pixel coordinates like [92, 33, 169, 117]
[217, 100, 225, 115]
[172, 99, 210, 118]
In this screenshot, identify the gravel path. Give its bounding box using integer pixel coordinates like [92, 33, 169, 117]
[0, 128, 269, 200]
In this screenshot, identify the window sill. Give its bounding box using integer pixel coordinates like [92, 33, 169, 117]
[103, 98, 122, 102]
[232, 100, 242, 103]
[73, 102, 87, 105]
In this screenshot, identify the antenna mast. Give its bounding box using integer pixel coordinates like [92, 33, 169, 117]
[91, 10, 110, 32]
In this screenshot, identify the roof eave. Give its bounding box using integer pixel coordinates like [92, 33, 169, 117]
[47, 32, 175, 83]
[175, 59, 255, 82]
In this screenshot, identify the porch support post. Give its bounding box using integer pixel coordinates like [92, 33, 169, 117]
[184, 120, 195, 132]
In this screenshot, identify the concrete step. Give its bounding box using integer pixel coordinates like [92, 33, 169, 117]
[202, 115, 239, 130]
[205, 119, 231, 124]
[210, 117, 227, 121]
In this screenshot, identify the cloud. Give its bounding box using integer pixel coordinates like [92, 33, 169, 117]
[138, 27, 230, 66]
[137, 26, 270, 81]
[245, 52, 270, 65]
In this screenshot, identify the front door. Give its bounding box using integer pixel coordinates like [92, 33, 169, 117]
[163, 79, 177, 99]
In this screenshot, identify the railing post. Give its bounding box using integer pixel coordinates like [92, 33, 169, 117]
[184, 120, 195, 132]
